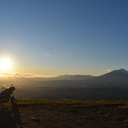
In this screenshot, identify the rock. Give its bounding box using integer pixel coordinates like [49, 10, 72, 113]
[63, 124, 70, 128]
[47, 108, 53, 110]
[30, 117, 40, 122]
[85, 116, 95, 120]
[22, 121, 28, 124]
[98, 110, 105, 114]
[76, 121, 84, 126]
[58, 109, 64, 112]
[9, 108, 13, 112]
[69, 109, 78, 113]
[105, 114, 113, 117]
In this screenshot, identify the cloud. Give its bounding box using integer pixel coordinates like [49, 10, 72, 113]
[0, 72, 34, 77]
[13, 73, 35, 77]
[0, 72, 51, 78]
[105, 69, 112, 73]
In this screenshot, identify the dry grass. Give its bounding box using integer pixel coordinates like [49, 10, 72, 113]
[1, 99, 128, 128]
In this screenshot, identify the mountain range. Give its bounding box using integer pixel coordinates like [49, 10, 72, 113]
[36, 68, 128, 88]
[2, 68, 128, 100]
[35, 68, 128, 81]
[57, 68, 128, 81]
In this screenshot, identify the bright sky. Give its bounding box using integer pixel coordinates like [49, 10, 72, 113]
[0, 0, 128, 76]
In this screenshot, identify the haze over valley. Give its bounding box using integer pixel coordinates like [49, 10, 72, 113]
[0, 69, 128, 100]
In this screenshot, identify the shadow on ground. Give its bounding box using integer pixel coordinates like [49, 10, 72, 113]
[0, 104, 23, 128]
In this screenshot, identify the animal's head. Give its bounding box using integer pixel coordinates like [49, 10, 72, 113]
[9, 86, 15, 91]
[7, 86, 15, 92]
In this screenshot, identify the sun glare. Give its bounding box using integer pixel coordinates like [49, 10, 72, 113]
[0, 58, 12, 71]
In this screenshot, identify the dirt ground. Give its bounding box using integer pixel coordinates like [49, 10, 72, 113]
[0, 103, 128, 128]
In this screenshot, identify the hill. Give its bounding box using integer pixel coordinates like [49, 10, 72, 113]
[2, 100, 128, 128]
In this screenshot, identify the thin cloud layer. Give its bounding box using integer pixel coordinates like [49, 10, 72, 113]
[0, 72, 52, 78]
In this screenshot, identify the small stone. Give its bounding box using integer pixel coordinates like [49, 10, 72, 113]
[98, 110, 105, 114]
[30, 117, 40, 122]
[105, 114, 113, 117]
[22, 121, 28, 124]
[76, 121, 84, 126]
[58, 109, 64, 112]
[69, 109, 78, 113]
[85, 116, 95, 120]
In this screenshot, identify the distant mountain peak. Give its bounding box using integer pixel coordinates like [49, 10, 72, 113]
[119, 69, 128, 73]
[114, 69, 128, 73]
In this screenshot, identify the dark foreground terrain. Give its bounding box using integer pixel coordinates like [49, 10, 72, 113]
[1, 100, 128, 128]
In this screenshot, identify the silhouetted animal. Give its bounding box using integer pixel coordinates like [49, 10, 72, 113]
[0, 85, 16, 104]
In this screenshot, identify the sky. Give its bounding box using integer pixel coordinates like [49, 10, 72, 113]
[0, 0, 128, 77]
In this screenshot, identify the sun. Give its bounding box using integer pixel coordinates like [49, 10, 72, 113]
[0, 58, 12, 71]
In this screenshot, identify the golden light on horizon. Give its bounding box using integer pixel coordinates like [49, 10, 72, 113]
[0, 58, 13, 71]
